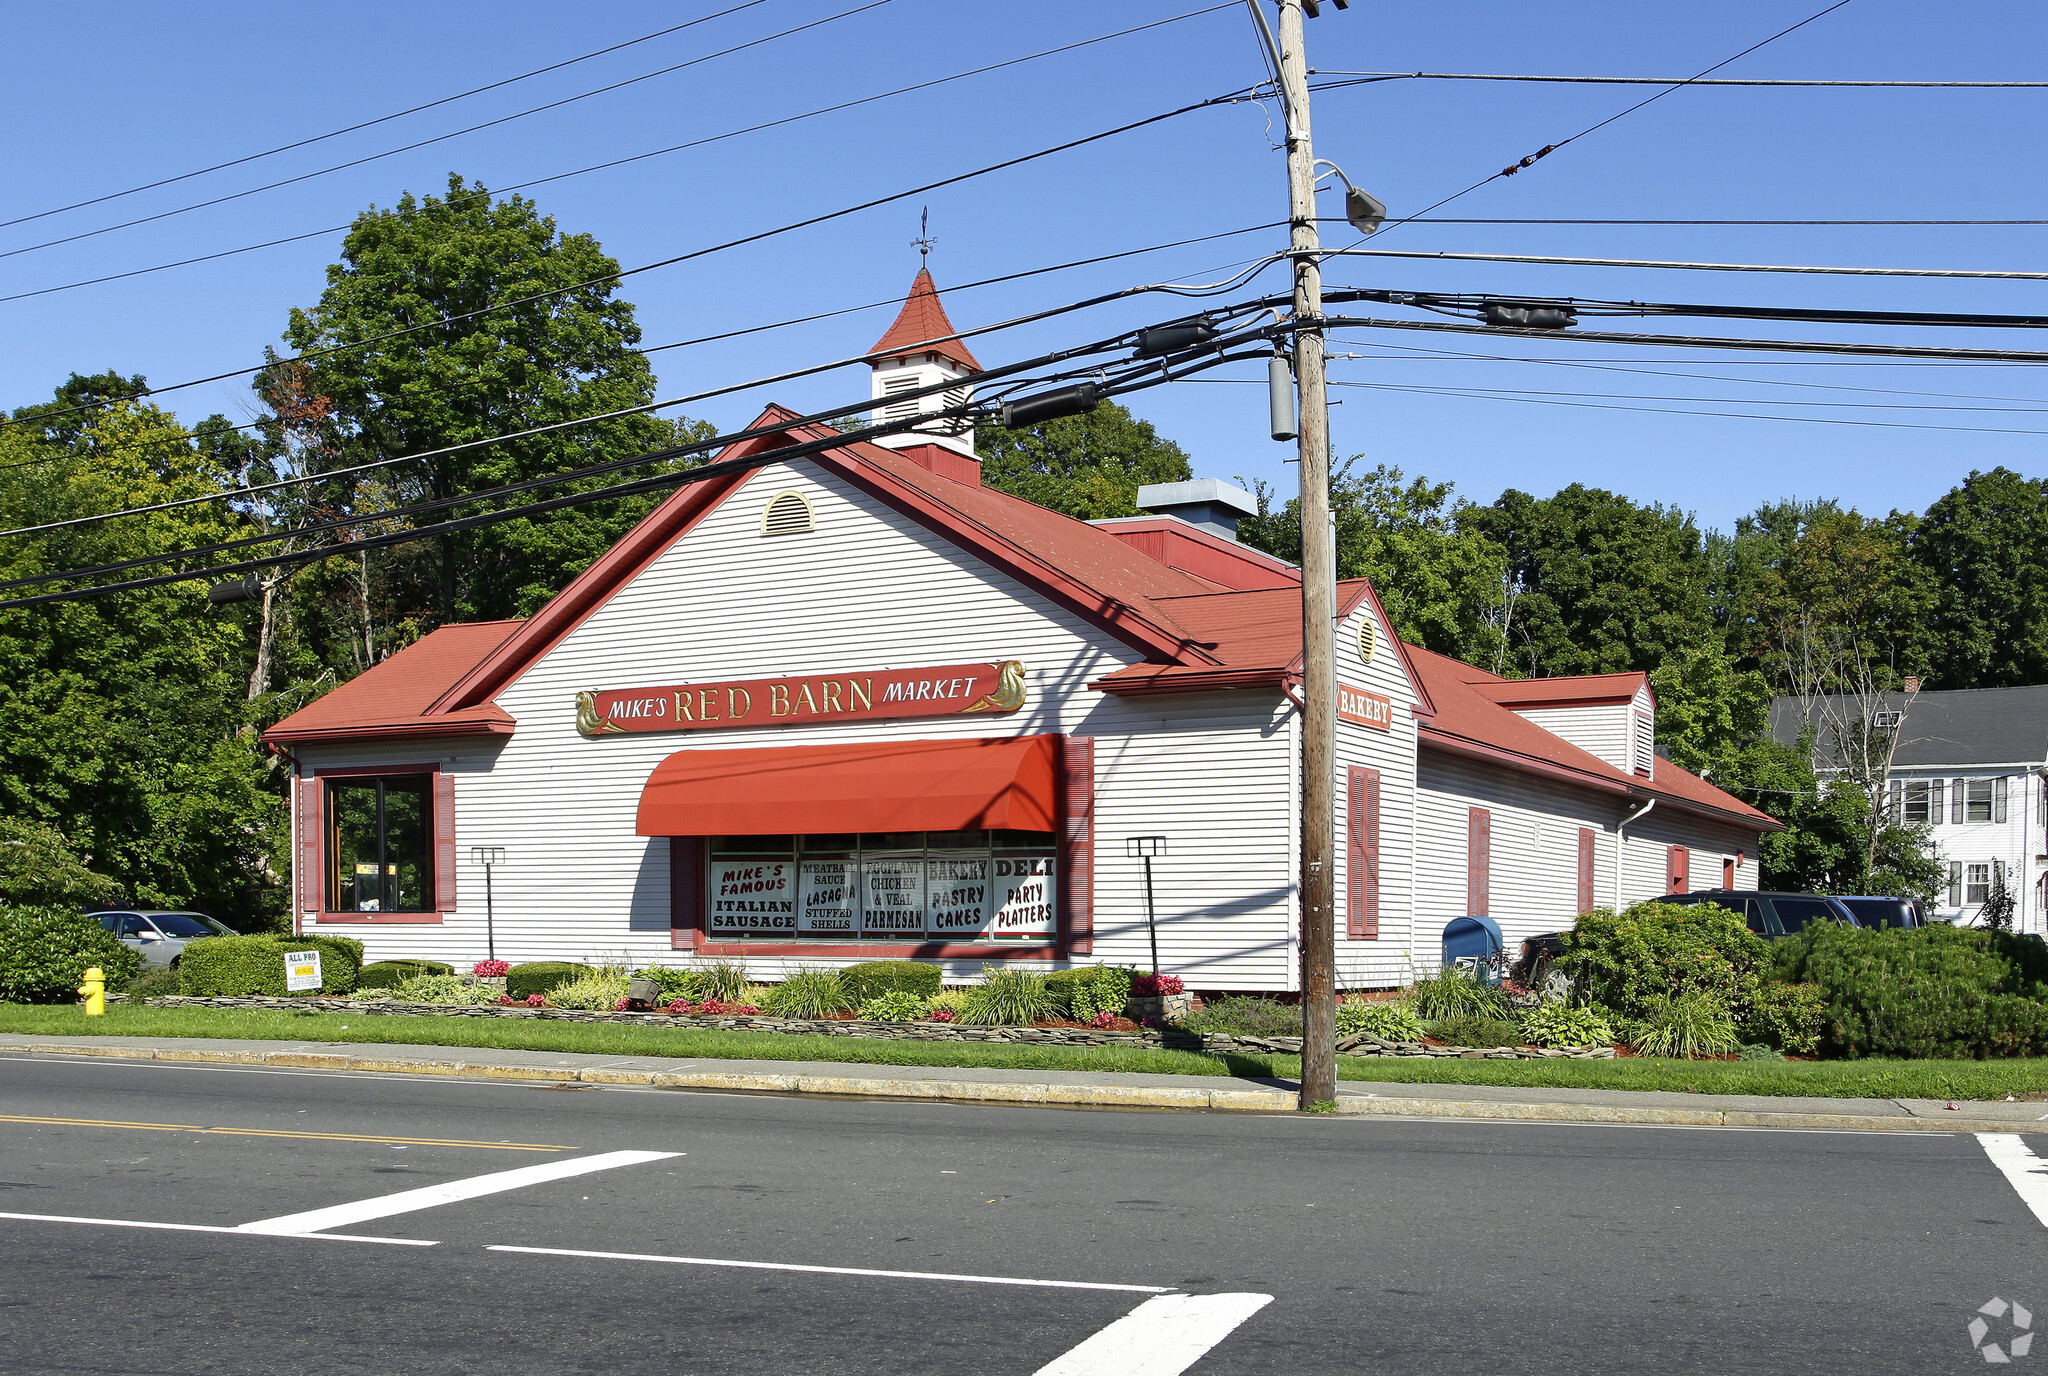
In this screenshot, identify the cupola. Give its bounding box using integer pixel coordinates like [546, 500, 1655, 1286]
[866, 268, 981, 482]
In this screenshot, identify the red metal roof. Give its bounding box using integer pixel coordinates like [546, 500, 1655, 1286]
[265, 622, 522, 746]
[1474, 671, 1648, 709]
[869, 268, 981, 372]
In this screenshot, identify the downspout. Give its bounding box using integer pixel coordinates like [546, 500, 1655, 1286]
[1615, 796, 1656, 911]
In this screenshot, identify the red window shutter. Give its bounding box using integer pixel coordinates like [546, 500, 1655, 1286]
[432, 771, 457, 912]
[1666, 845, 1689, 895]
[671, 836, 705, 950]
[1060, 735, 1094, 955]
[1347, 767, 1380, 939]
[1577, 828, 1595, 915]
[297, 777, 323, 922]
[1468, 807, 1491, 916]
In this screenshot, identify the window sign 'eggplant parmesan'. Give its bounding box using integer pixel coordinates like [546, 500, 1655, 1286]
[577, 660, 1026, 736]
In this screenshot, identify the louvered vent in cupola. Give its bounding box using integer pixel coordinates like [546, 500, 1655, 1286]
[760, 491, 814, 537]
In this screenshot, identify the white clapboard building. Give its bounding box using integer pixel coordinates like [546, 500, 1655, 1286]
[265, 271, 1778, 991]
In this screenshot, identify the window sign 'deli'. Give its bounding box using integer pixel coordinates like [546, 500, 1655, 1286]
[576, 660, 1026, 736]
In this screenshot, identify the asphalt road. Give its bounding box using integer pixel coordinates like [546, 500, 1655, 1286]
[0, 1051, 2042, 1375]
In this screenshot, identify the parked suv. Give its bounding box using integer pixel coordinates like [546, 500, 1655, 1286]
[1659, 890, 1860, 939]
[87, 910, 235, 969]
[1832, 895, 1924, 930]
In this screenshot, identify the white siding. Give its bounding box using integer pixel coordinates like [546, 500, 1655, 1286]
[1331, 594, 1422, 991]
[1618, 806, 1753, 909]
[1513, 703, 1632, 773]
[1894, 767, 2044, 933]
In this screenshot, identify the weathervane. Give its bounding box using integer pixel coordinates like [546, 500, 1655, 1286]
[911, 205, 936, 264]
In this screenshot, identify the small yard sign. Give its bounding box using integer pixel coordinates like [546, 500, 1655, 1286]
[284, 950, 323, 993]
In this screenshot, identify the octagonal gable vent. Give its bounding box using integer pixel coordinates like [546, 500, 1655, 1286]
[761, 490, 814, 536]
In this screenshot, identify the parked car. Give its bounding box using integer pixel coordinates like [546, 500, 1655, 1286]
[1832, 895, 1925, 930]
[87, 909, 236, 969]
[1659, 890, 1860, 938]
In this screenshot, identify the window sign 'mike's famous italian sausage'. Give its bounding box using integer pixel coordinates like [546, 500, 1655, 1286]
[576, 659, 1026, 736]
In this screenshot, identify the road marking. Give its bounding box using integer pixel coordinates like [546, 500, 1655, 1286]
[1034, 1293, 1274, 1375]
[486, 1244, 1173, 1293]
[0, 1211, 434, 1246]
[1977, 1134, 2048, 1226]
[0, 1112, 567, 1152]
[238, 1149, 679, 1236]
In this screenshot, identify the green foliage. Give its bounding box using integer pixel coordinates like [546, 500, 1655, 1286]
[177, 934, 360, 996]
[975, 401, 1192, 519]
[1426, 1016, 1525, 1048]
[1335, 998, 1425, 1041]
[688, 958, 753, 1003]
[0, 816, 121, 910]
[840, 960, 942, 1006]
[858, 991, 932, 1022]
[762, 967, 849, 1019]
[927, 989, 972, 1017]
[0, 905, 143, 1002]
[545, 969, 631, 1010]
[389, 973, 498, 1005]
[1517, 1001, 1616, 1049]
[960, 966, 1053, 1025]
[1044, 965, 1134, 1021]
[1557, 900, 1769, 1022]
[1629, 993, 1742, 1059]
[505, 961, 595, 1000]
[1912, 467, 2048, 689]
[1742, 980, 1825, 1056]
[122, 966, 182, 999]
[1406, 965, 1511, 1021]
[355, 960, 455, 990]
[633, 966, 703, 1000]
[1771, 923, 2048, 1058]
[1180, 996, 1301, 1039]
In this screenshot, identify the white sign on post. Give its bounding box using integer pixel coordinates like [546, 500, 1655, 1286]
[284, 949, 323, 992]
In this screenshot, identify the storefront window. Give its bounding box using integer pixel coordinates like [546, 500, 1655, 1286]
[707, 831, 1055, 943]
[327, 776, 435, 913]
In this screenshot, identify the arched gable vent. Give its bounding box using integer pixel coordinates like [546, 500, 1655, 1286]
[760, 490, 815, 537]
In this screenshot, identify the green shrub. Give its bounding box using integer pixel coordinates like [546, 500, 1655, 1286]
[546, 969, 631, 1010]
[1044, 965, 1135, 1021]
[1517, 1001, 1615, 1049]
[960, 966, 1052, 1025]
[0, 906, 142, 1003]
[688, 958, 752, 1003]
[356, 960, 455, 991]
[927, 989, 972, 1017]
[1559, 900, 1769, 1023]
[1425, 1015, 1524, 1048]
[1335, 997, 1424, 1041]
[1629, 992, 1741, 1059]
[634, 966, 703, 1001]
[1742, 980, 1825, 1056]
[1771, 923, 2048, 1059]
[841, 960, 942, 1006]
[177, 934, 361, 996]
[506, 961, 595, 1000]
[1180, 996, 1300, 1039]
[0, 817, 121, 910]
[1407, 965, 1509, 1021]
[858, 990, 932, 1021]
[122, 966, 182, 999]
[389, 973, 499, 1005]
[762, 967, 849, 1019]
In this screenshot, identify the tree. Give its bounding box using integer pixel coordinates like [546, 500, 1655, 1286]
[974, 401, 1191, 519]
[1237, 461, 1510, 664]
[276, 175, 693, 629]
[0, 816, 120, 910]
[1466, 485, 1712, 677]
[1911, 467, 2048, 689]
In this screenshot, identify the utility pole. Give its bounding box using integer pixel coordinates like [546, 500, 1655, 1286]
[1274, 0, 1339, 1109]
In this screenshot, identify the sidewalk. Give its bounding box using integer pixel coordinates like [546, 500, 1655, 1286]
[6, 1032, 2045, 1133]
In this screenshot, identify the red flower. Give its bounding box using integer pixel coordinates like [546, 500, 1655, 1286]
[1132, 973, 1184, 996]
[613, 997, 633, 1012]
[495, 994, 513, 1006]
[1090, 1010, 1116, 1029]
[472, 960, 510, 977]
[524, 993, 547, 1008]
[929, 1008, 955, 1023]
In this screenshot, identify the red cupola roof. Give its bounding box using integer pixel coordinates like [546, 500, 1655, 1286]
[868, 268, 981, 371]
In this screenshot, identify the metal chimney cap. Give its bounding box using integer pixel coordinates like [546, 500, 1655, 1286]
[1135, 478, 1258, 518]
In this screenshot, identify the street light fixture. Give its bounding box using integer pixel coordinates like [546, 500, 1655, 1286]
[1313, 159, 1386, 236]
[470, 846, 506, 961]
[1125, 836, 1167, 975]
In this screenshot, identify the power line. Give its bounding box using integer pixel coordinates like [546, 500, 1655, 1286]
[1, 90, 1248, 432]
[1320, 314, 2048, 363]
[0, 5, 1236, 308]
[1338, 379, 2048, 415]
[0, 1, 893, 264]
[1311, 70, 2048, 89]
[1374, 218, 2048, 227]
[1323, 246, 2048, 281]
[1329, 288, 2048, 332]
[0, 1, 774, 233]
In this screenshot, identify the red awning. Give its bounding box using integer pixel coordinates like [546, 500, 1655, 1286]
[635, 735, 1061, 837]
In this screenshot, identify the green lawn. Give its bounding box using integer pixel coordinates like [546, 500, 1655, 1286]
[5, 1004, 2047, 1101]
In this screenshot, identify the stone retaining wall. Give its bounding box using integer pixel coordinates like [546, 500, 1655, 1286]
[110, 994, 1615, 1059]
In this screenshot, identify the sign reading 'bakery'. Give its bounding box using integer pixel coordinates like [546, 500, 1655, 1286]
[1337, 682, 1393, 730]
[577, 659, 1026, 736]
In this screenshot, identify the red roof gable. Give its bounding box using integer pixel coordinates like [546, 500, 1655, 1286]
[265, 622, 522, 746]
[869, 269, 981, 372]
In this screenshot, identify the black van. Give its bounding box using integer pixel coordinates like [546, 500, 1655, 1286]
[1660, 890, 1860, 939]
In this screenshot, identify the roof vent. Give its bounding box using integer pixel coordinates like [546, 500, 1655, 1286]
[1873, 710, 1905, 729]
[1134, 478, 1260, 540]
[761, 491, 814, 537]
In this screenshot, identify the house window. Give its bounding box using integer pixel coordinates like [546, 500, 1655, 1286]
[1953, 777, 2008, 824]
[326, 776, 435, 913]
[1966, 862, 1991, 905]
[1901, 780, 1942, 825]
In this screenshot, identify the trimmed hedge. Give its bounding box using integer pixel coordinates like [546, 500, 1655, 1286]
[0, 905, 142, 1003]
[1559, 901, 1770, 1022]
[1044, 966, 1133, 1020]
[506, 961, 596, 1000]
[356, 960, 456, 991]
[840, 960, 941, 1006]
[1771, 923, 2048, 1059]
[178, 935, 363, 997]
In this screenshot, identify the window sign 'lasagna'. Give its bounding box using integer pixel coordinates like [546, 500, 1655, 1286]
[577, 660, 1025, 736]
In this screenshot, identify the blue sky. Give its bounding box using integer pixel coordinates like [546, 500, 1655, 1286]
[2, 0, 2043, 534]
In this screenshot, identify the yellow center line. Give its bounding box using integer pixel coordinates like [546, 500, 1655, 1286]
[0, 1114, 568, 1151]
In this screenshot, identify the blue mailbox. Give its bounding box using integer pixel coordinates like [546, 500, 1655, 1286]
[1441, 915, 1505, 979]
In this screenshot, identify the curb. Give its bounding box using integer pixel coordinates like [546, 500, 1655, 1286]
[8, 1042, 2009, 1133]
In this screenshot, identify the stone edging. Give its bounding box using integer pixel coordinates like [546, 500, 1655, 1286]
[112, 994, 1615, 1060]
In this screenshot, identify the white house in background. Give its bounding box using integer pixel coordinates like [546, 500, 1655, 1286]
[1770, 686, 2048, 933]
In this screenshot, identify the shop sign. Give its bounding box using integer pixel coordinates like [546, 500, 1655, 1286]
[284, 950, 323, 992]
[708, 847, 1057, 943]
[1338, 682, 1393, 731]
[708, 859, 795, 936]
[577, 660, 1026, 737]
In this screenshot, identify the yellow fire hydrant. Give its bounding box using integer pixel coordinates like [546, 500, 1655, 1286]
[78, 966, 105, 1016]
